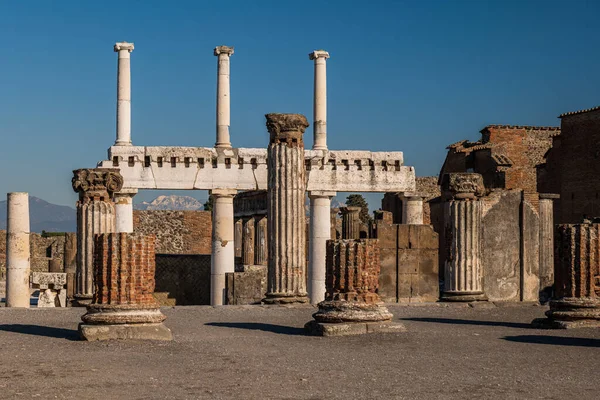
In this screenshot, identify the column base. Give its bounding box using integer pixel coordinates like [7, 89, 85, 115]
[532, 297, 600, 329]
[262, 293, 308, 305]
[73, 294, 93, 307]
[79, 323, 172, 341]
[305, 320, 406, 337]
[313, 300, 393, 323]
[81, 304, 166, 325]
[441, 291, 488, 302]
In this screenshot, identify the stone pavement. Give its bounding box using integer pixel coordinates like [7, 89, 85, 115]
[0, 304, 599, 399]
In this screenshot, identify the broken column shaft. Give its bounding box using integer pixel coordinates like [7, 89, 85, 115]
[241, 216, 255, 266]
[340, 206, 361, 239]
[5, 192, 31, 308]
[255, 215, 268, 266]
[402, 195, 424, 224]
[264, 113, 309, 304]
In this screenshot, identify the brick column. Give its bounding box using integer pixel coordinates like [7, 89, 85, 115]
[539, 193, 559, 302]
[72, 168, 122, 306]
[340, 206, 361, 239]
[254, 215, 268, 266]
[79, 233, 172, 341]
[441, 173, 487, 302]
[241, 216, 256, 266]
[264, 113, 309, 304]
[533, 222, 600, 328]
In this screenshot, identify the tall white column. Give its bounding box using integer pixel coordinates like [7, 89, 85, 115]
[114, 42, 134, 146]
[6, 192, 31, 308]
[402, 195, 424, 224]
[308, 191, 335, 304]
[210, 189, 237, 305]
[308, 50, 330, 150]
[114, 190, 137, 233]
[214, 45, 234, 149]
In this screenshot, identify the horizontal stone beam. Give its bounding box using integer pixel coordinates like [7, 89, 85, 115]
[97, 146, 415, 193]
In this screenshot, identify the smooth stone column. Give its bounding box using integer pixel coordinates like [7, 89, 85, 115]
[264, 113, 309, 304]
[340, 206, 361, 239]
[402, 195, 424, 224]
[72, 169, 123, 305]
[308, 50, 330, 150]
[308, 191, 335, 304]
[114, 189, 137, 233]
[254, 215, 268, 266]
[210, 188, 237, 305]
[214, 45, 234, 149]
[241, 216, 255, 266]
[114, 42, 134, 146]
[539, 193, 559, 302]
[5, 192, 31, 308]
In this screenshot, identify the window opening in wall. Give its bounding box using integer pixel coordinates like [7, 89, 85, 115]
[144, 156, 151, 167]
[171, 157, 177, 168]
[198, 158, 205, 168]
[112, 156, 119, 167]
[157, 157, 163, 167]
[184, 157, 190, 168]
[128, 156, 135, 167]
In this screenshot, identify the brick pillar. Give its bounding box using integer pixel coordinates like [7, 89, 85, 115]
[241, 216, 255, 266]
[79, 233, 172, 341]
[72, 168, 122, 306]
[340, 206, 361, 239]
[441, 173, 487, 302]
[534, 222, 600, 328]
[264, 113, 309, 304]
[254, 215, 268, 266]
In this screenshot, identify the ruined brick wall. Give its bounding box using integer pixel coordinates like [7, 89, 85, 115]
[555, 110, 600, 223]
[133, 210, 212, 255]
[0, 231, 66, 279]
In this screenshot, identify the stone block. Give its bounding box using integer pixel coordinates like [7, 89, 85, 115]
[79, 323, 173, 341]
[397, 225, 410, 249]
[225, 266, 267, 305]
[415, 225, 439, 249]
[378, 247, 397, 302]
[398, 250, 418, 274]
[304, 320, 406, 336]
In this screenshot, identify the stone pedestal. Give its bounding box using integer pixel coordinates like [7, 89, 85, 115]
[306, 239, 405, 336]
[241, 216, 255, 266]
[308, 192, 334, 304]
[539, 193, 559, 302]
[210, 189, 236, 305]
[72, 169, 122, 306]
[402, 195, 423, 225]
[441, 173, 487, 302]
[31, 272, 67, 307]
[263, 113, 309, 304]
[533, 222, 600, 329]
[255, 215, 268, 266]
[5, 192, 31, 308]
[79, 233, 172, 341]
[340, 206, 361, 239]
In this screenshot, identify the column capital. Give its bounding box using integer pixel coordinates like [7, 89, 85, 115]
[309, 191, 336, 198]
[309, 50, 330, 60]
[265, 113, 309, 143]
[114, 42, 134, 52]
[214, 45, 234, 56]
[339, 206, 361, 215]
[210, 188, 238, 197]
[72, 168, 123, 202]
[441, 173, 485, 199]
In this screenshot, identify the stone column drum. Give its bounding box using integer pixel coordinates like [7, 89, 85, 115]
[263, 113, 309, 304]
[241, 216, 255, 266]
[402, 195, 424, 225]
[114, 189, 137, 233]
[114, 42, 134, 146]
[214, 45, 234, 149]
[533, 222, 600, 328]
[255, 215, 268, 266]
[306, 239, 405, 336]
[539, 193, 559, 302]
[210, 189, 236, 305]
[5, 192, 31, 308]
[441, 173, 487, 302]
[72, 169, 122, 306]
[308, 191, 335, 304]
[340, 206, 361, 239]
[79, 233, 172, 341]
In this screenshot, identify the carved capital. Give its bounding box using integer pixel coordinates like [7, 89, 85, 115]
[265, 113, 309, 145]
[214, 45, 234, 56]
[441, 173, 485, 199]
[114, 42, 134, 52]
[72, 168, 124, 202]
[309, 50, 330, 61]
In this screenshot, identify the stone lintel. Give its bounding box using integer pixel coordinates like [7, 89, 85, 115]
[114, 42, 134, 52]
[214, 45, 234, 56]
[539, 193, 560, 200]
[309, 50, 330, 60]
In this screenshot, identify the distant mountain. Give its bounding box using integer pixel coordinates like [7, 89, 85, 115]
[134, 195, 206, 211]
[0, 196, 76, 233]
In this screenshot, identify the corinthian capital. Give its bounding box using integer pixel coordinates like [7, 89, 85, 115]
[72, 168, 124, 202]
[265, 113, 309, 145]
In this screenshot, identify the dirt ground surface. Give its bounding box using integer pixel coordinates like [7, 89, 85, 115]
[0, 303, 599, 400]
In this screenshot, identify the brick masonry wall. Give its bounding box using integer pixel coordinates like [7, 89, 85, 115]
[0, 230, 66, 279]
[133, 210, 212, 255]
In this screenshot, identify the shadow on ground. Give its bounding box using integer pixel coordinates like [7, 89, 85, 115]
[205, 322, 306, 336]
[0, 324, 80, 340]
[402, 317, 532, 329]
[503, 335, 600, 347]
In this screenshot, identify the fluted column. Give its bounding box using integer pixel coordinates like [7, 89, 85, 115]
[234, 218, 243, 260]
[214, 45, 234, 149]
[210, 188, 236, 305]
[114, 42, 134, 146]
[308, 191, 335, 304]
[255, 215, 268, 266]
[72, 169, 123, 305]
[241, 216, 255, 266]
[539, 193, 559, 301]
[5, 192, 31, 308]
[264, 113, 309, 304]
[308, 50, 330, 150]
[340, 206, 361, 239]
[441, 173, 487, 302]
[402, 195, 423, 225]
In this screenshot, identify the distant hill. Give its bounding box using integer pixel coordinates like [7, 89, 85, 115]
[134, 195, 206, 211]
[0, 196, 76, 233]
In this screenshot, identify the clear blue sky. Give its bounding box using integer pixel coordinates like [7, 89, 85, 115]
[1, 0, 599, 208]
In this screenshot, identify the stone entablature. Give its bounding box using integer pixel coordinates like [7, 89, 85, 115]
[98, 146, 415, 193]
[233, 190, 267, 217]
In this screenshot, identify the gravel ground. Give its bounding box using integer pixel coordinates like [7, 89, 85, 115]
[0, 303, 599, 400]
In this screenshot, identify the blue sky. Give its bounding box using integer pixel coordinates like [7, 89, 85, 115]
[0, 0, 599, 208]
